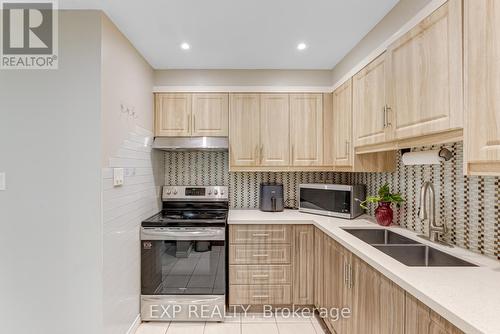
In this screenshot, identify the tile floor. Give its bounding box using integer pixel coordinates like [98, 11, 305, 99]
[135, 313, 327, 334]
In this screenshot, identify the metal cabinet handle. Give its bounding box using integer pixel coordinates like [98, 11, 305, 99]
[252, 254, 269, 257]
[252, 295, 269, 298]
[348, 264, 353, 289]
[252, 233, 270, 237]
[385, 105, 392, 127]
[260, 145, 264, 164]
[252, 274, 269, 279]
[344, 261, 349, 286]
[345, 140, 350, 156]
[291, 145, 295, 163]
[383, 105, 387, 128]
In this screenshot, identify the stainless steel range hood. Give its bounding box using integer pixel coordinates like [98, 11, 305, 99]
[152, 137, 229, 151]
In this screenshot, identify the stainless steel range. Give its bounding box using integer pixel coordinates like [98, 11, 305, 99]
[141, 186, 228, 322]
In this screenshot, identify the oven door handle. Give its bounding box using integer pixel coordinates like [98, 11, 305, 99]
[141, 227, 225, 241]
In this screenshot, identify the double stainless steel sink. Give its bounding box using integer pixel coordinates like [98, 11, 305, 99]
[342, 228, 477, 267]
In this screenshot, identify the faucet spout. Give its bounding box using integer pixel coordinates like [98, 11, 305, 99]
[418, 181, 445, 243]
[419, 182, 429, 220]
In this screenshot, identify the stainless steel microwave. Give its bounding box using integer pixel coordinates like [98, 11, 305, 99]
[298, 184, 366, 219]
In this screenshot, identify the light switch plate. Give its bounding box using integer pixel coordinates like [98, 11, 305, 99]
[113, 168, 124, 187]
[0, 172, 5, 191]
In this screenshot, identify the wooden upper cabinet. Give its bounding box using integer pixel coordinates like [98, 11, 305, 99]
[353, 53, 391, 147]
[260, 94, 290, 166]
[322, 93, 335, 166]
[464, 0, 500, 175]
[290, 94, 323, 166]
[191, 93, 228, 136]
[229, 94, 260, 167]
[155, 93, 191, 136]
[333, 80, 353, 167]
[386, 0, 463, 140]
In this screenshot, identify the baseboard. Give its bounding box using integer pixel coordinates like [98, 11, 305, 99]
[126, 314, 141, 334]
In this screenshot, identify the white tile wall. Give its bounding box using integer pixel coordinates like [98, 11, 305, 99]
[103, 126, 164, 334]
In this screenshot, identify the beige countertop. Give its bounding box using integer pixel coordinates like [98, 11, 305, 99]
[228, 209, 500, 334]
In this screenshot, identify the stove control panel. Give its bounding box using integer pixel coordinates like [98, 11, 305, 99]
[162, 186, 228, 201]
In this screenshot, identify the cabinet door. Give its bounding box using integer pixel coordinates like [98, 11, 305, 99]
[292, 225, 314, 305]
[405, 294, 432, 334]
[155, 93, 192, 136]
[406, 293, 464, 334]
[314, 228, 324, 308]
[348, 256, 381, 334]
[353, 53, 391, 147]
[464, 0, 500, 175]
[379, 275, 405, 334]
[290, 94, 323, 166]
[386, 0, 463, 140]
[260, 94, 290, 166]
[324, 235, 347, 334]
[333, 80, 353, 167]
[192, 93, 228, 136]
[229, 94, 260, 167]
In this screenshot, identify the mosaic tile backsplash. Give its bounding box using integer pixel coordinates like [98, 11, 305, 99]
[163, 142, 500, 260]
[163, 151, 352, 208]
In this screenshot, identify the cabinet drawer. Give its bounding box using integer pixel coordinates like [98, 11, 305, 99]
[230, 225, 292, 244]
[230, 265, 292, 285]
[229, 285, 291, 305]
[229, 245, 291, 264]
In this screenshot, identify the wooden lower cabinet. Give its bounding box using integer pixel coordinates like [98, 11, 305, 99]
[406, 294, 464, 334]
[230, 225, 463, 334]
[229, 244, 291, 265]
[292, 225, 314, 304]
[229, 284, 291, 305]
[229, 265, 291, 285]
[380, 276, 406, 334]
[315, 227, 405, 334]
[229, 224, 295, 307]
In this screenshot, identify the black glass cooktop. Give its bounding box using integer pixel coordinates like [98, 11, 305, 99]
[142, 210, 228, 227]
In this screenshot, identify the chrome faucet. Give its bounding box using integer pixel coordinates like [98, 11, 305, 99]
[418, 181, 447, 243]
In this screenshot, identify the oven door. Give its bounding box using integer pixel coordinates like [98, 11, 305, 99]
[299, 185, 352, 218]
[141, 226, 226, 321]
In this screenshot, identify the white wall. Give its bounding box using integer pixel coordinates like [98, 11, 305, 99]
[0, 10, 162, 334]
[331, 0, 434, 84]
[154, 69, 333, 87]
[0, 11, 103, 334]
[100, 14, 162, 334]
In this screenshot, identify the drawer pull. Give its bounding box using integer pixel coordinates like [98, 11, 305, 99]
[252, 254, 269, 257]
[252, 274, 269, 279]
[252, 233, 270, 237]
[252, 295, 269, 298]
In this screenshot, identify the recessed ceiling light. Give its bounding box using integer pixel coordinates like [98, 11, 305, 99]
[180, 42, 190, 50]
[297, 42, 307, 51]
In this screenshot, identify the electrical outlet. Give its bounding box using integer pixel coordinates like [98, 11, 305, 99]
[113, 168, 124, 187]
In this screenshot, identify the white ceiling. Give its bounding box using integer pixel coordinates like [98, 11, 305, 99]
[60, 0, 399, 70]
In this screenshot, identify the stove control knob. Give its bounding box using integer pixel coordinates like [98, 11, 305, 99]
[166, 189, 171, 195]
[208, 190, 212, 195]
[214, 189, 218, 195]
[220, 189, 225, 195]
[173, 189, 178, 195]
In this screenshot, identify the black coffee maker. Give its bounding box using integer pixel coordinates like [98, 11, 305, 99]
[259, 183, 284, 212]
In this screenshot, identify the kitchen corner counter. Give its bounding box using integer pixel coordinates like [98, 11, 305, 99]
[228, 209, 500, 334]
